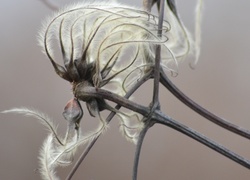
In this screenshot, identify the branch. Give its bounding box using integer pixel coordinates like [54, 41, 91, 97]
[151, 0, 165, 110]
[74, 84, 149, 116]
[160, 70, 250, 139]
[67, 72, 153, 180]
[132, 121, 152, 180]
[132, 1, 165, 179]
[75, 79, 250, 169]
[154, 110, 250, 169]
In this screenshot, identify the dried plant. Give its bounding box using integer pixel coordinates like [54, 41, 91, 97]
[2, 0, 250, 180]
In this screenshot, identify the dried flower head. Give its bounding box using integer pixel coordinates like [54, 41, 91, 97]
[38, 0, 197, 135]
[4, 1, 203, 179]
[38, 1, 195, 92]
[35, 2, 200, 178]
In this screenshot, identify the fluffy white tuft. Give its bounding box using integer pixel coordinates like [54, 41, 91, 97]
[39, 134, 60, 180]
[116, 112, 144, 144]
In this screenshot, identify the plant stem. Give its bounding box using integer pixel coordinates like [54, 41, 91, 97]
[151, 0, 165, 110]
[66, 72, 152, 180]
[75, 77, 250, 170]
[160, 70, 250, 139]
[154, 110, 250, 169]
[75, 85, 149, 116]
[132, 121, 152, 180]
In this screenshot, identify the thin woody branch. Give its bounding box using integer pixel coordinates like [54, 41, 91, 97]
[132, 1, 165, 179]
[66, 71, 153, 180]
[74, 81, 250, 169]
[154, 110, 250, 169]
[74, 84, 149, 116]
[160, 70, 250, 140]
[151, 0, 165, 110]
[132, 120, 152, 180]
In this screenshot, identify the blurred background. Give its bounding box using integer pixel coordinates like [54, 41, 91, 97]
[1, 0, 250, 179]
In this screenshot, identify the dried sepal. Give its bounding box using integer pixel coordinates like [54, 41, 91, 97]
[86, 99, 99, 117]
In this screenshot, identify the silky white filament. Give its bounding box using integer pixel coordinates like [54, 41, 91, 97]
[38, 1, 196, 92]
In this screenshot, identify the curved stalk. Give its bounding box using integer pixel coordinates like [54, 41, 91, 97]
[132, 121, 153, 180]
[154, 110, 250, 169]
[160, 70, 250, 139]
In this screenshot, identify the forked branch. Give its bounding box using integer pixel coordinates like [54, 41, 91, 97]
[160, 69, 250, 139]
[74, 81, 250, 170]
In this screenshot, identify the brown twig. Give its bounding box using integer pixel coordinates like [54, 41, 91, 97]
[74, 77, 250, 170]
[160, 69, 250, 139]
[151, 0, 164, 110]
[66, 72, 153, 180]
[154, 110, 250, 169]
[132, 0, 165, 179]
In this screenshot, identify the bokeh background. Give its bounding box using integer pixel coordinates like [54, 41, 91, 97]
[1, 0, 250, 179]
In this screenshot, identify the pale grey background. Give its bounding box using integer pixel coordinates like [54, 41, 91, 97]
[1, 0, 250, 179]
